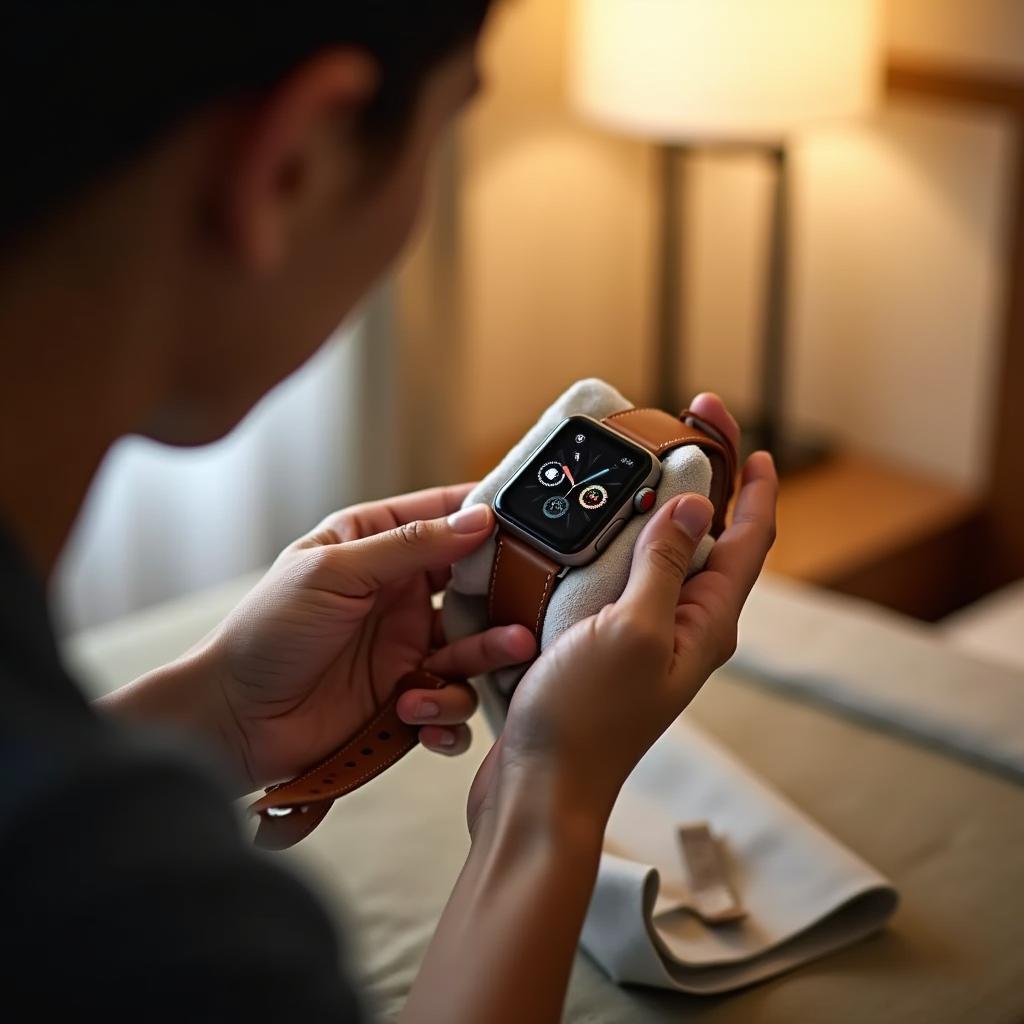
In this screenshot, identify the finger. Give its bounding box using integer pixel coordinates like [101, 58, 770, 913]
[698, 451, 778, 604]
[619, 494, 713, 630]
[420, 724, 472, 757]
[398, 681, 479, 726]
[357, 483, 477, 527]
[688, 392, 741, 455]
[423, 625, 536, 678]
[333, 503, 495, 590]
[306, 483, 479, 545]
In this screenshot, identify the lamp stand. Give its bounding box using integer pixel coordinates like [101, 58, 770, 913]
[651, 142, 831, 474]
[744, 144, 830, 471]
[655, 143, 689, 412]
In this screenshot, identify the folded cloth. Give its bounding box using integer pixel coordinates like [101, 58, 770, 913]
[736, 573, 1024, 782]
[586, 717, 897, 993]
[443, 379, 898, 993]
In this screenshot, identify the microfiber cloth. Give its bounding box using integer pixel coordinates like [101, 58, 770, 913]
[442, 378, 715, 716]
[443, 379, 898, 994]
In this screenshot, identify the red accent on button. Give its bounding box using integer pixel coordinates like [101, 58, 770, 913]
[636, 488, 656, 512]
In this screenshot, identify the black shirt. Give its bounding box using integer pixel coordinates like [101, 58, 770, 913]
[0, 529, 363, 1021]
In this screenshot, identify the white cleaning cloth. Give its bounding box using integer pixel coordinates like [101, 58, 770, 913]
[442, 378, 714, 710]
[586, 718, 897, 992]
[443, 379, 897, 993]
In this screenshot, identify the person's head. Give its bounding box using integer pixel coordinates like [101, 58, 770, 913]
[0, 2, 492, 442]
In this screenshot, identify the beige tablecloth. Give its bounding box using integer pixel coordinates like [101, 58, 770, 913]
[68, 577, 1024, 1023]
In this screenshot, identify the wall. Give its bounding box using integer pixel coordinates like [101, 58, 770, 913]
[56, 322, 372, 631]
[789, 105, 1012, 488]
[887, 0, 1024, 75]
[686, 99, 1013, 490]
[448, 0, 1022, 490]
[457, 0, 656, 460]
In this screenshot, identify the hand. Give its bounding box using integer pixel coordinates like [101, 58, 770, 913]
[189, 486, 535, 791]
[467, 395, 778, 832]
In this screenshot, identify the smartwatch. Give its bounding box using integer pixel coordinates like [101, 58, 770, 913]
[488, 407, 736, 638]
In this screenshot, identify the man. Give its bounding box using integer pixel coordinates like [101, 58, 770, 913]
[0, 4, 777, 1021]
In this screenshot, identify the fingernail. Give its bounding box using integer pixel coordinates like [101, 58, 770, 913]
[673, 495, 712, 540]
[435, 730, 457, 748]
[448, 503, 491, 534]
[503, 626, 528, 652]
[416, 700, 440, 720]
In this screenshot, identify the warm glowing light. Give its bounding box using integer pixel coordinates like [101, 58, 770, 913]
[571, 0, 881, 142]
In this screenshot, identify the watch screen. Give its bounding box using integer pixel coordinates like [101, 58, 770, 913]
[494, 416, 654, 555]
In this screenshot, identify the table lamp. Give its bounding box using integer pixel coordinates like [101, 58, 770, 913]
[571, 0, 881, 469]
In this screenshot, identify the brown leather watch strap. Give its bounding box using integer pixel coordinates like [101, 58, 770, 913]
[249, 669, 448, 851]
[489, 532, 561, 637]
[601, 407, 736, 537]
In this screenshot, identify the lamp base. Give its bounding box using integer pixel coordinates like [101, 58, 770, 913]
[740, 420, 833, 476]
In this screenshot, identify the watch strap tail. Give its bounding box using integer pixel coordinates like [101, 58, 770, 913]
[249, 669, 449, 850]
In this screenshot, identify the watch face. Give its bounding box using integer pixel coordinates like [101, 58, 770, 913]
[494, 416, 655, 556]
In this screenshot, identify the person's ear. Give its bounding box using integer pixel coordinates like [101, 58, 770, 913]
[224, 49, 379, 273]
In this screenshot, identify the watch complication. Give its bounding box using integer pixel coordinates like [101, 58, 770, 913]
[494, 415, 661, 567]
[488, 406, 737, 639]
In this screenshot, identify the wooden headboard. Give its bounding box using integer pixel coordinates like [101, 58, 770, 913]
[887, 57, 1024, 594]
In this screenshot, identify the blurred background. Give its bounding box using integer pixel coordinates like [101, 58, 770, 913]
[57, 0, 1024, 659]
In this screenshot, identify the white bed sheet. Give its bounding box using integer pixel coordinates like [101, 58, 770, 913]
[942, 578, 1024, 674]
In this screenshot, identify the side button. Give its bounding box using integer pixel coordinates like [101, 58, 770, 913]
[595, 519, 626, 554]
[633, 487, 657, 513]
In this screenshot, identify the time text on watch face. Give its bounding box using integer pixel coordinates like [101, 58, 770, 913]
[494, 417, 654, 555]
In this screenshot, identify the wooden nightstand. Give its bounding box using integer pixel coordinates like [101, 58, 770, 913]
[766, 452, 982, 621]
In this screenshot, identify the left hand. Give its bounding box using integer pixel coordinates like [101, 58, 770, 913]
[191, 485, 535, 791]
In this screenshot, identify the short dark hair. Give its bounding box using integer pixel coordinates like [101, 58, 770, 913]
[0, 2, 493, 241]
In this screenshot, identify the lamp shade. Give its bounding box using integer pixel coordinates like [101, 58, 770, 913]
[571, 0, 881, 143]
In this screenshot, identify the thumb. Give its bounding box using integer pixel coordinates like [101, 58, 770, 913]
[338, 503, 494, 589]
[620, 494, 713, 627]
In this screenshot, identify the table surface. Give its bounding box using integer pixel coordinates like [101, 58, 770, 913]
[67, 577, 1024, 1024]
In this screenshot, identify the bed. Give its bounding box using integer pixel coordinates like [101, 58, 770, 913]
[944, 579, 1024, 673]
[67, 570, 1024, 1023]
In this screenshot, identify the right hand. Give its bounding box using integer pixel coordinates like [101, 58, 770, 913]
[467, 416, 778, 834]
[172, 485, 534, 794]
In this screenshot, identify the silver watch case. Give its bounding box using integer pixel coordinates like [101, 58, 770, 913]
[492, 415, 662, 569]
